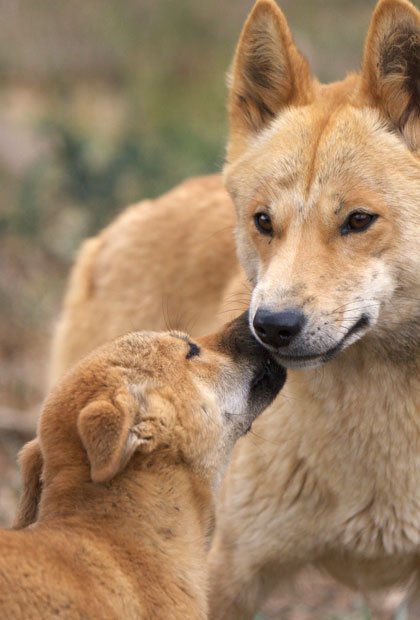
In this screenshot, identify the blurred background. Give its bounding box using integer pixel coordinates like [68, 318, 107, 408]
[0, 0, 400, 617]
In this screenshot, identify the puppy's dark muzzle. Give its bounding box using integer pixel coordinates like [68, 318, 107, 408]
[222, 312, 287, 404]
[217, 311, 266, 360]
[249, 354, 286, 405]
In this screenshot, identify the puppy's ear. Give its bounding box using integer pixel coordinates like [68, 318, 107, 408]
[77, 390, 143, 483]
[13, 438, 44, 529]
[361, 0, 420, 150]
[227, 0, 313, 161]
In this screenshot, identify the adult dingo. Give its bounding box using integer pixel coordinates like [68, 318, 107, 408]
[48, 0, 420, 616]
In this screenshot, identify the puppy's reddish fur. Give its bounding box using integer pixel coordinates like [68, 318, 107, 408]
[4, 317, 283, 619]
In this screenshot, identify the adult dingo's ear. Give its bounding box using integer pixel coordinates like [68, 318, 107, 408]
[13, 438, 44, 529]
[361, 0, 420, 150]
[227, 0, 313, 161]
[77, 390, 143, 483]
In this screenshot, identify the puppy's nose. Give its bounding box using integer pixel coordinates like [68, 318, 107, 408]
[253, 308, 306, 348]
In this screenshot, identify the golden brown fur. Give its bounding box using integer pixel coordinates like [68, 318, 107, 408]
[47, 0, 420, 617]
[3, 316, 284, 619]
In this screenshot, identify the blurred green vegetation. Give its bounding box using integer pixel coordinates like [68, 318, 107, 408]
[0, 0, 379, 264]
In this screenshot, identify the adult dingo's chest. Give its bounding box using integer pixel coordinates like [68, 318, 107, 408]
[334, 490, 420, 558]
[283, 362, 420, 556]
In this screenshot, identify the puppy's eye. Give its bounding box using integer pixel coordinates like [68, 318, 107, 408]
[254, 212, 273, 236]
[341, 212, 377, 235]
[186, 342, 200, 359]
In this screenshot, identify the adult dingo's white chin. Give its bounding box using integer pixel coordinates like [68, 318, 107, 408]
[271, 352, 326, 370]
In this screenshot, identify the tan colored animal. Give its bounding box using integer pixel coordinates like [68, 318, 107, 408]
[45, 0, 420, 617]
[2, 314, 285, 619]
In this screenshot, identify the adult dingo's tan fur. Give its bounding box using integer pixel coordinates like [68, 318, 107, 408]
[47, 0, 419, 617]
[4, 315, 285, 619]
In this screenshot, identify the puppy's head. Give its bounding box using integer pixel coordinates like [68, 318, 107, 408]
[75, 311, 285, 484]
[14, 314, 285, 527]
[171, 311, 287, 480]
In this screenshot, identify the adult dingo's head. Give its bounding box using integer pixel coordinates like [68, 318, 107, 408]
[225, 0, 420, 369]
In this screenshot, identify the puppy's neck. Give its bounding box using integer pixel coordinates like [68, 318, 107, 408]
[36, 455, 213, 616]
[124, 455, 216, 544]
[39, 455, 215, 551]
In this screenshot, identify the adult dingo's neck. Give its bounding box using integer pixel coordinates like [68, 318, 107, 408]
[293, 338, 420, 489]
[267, 339, 419, 539]
[306, 337, 419, 416]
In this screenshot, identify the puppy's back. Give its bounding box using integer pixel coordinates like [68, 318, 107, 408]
[0, 526, 145, 619]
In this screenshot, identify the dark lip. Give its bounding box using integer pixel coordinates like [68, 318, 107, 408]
[272, 314, 370, 364]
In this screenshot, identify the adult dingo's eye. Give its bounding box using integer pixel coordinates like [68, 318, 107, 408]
[254, 212, 273, 235]
[341, 212, 377, 235]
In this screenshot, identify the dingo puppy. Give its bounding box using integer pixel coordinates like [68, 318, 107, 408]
[46, 0, 420, 617]
[4, 314, 285, 619]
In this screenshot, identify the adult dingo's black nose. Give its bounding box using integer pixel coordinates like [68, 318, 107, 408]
[253, 308, 306, 348]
